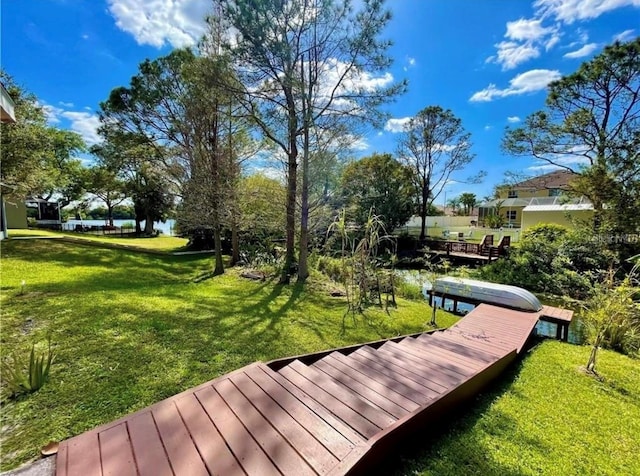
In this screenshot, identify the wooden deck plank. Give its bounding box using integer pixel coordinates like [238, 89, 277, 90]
[403, 337, 490, 369]
[98, 423, 137, 476]
[278, 364, 381, 439]
[257, 366, 365, 446]
[386, 341, 477, 376]
[244, 366, 354, 461]
[215, 378, 316, 476]
[422, 335, 500, 363]
[453, 314, 535, 332]
[441, 330, 515, 353]
[66, 432, 101, 476]
[175, 393, 244, 476]
[456, 317, 536, 335]
[312, 356, 415, 417]
[429, 332, 511, 357]
[330, 352, 435, 405]
[353, 347, 447, 395]
[453, 321, 533, 347]
[127, 412, 173, 476]
[55, 442, 68, 476]
[152, 402, 209, 476]
[356, 346, 452, 393]
[287, 360, 397, 430]
[230, 371, 339, 474]
[375, 344, 467, 387]
[195, 384, 281, 476]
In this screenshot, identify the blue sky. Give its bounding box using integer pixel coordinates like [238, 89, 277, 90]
[2, 0, 639, 201]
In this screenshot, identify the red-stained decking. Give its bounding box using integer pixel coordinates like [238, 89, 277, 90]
[56, 303, 549, 476]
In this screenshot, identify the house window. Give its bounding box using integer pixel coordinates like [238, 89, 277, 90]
[506, 210, 517, 221]
[548, 188, 561, 197]
[507, 189, 518, 198]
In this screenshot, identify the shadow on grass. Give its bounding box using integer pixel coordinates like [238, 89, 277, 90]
[384, 351, 546, 476]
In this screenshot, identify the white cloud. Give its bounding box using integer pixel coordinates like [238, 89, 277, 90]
[470, 69, 562, 102]
[348, 137, 369, 151]
[403, 56, 416, 72]
[507, 116, 521, 123]
[60, 111, 101, 145]
[107, 0, 210, 48]
[563, 42, 599, 58]
[614, 29, 636, 41]
[492, 41, 541, 70]
[505, 18, 552, 41]
[81, 34, 89, 40]
[59, 101, 74, 108]
[384, 117, 412, 133]
[40, 103, 64, 124]
[488, 17, 562, 70]
[534, 0, 640, 24]
[484, 125, 493, 131]
[545, 32, 561, 50]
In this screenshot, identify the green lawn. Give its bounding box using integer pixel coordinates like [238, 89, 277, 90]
[8, 228, 189, 252]
[392, 340, 640, 476]
[0, 239, 455, 471]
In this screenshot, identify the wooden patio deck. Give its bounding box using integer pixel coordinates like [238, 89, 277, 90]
[56, 304, 545, 476]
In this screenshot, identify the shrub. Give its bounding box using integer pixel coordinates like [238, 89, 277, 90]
[583, 267, 640, 372]
[396, 280, 423, 300]
[2, 339, 55, 398]
[477, 223, 618, 299]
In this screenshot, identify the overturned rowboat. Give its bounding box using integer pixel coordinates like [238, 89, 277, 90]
[429, 276, 543, 312]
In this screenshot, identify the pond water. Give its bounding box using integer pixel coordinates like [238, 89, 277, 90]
[64, 219, 177, 236]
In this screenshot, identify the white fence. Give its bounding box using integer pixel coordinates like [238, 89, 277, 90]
[404, 215, 479, 228]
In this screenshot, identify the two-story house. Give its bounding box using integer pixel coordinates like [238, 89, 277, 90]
[478, 170, 593, 230]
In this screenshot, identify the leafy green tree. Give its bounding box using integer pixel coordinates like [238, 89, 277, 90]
[0, 72, 86, 205]
[503, 39, 640, 245]
[396, 106, 478, 240]
[237, 174, 287, 263]
[340, 153, 415, 232]
[99, 48, 244, 272]
[220, 0, 406, 282]
[84, 166, 127, 226]
[90, 131, 172, 234]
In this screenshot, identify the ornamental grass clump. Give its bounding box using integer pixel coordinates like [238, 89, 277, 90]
[2, 338, 55, 398]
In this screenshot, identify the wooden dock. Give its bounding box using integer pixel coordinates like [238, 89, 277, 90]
[425, 235, 510, 264]
[56, 304, 547, 476]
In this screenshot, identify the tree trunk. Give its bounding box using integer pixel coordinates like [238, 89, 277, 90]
[298, 99, 311, 282]
[231, 219, 240, 266]
[213, 225, 225, 276]
[419, 183, 429, 241]
[107, 204, 114, 227]
[144, 213, 154, 234]
[586, 333, 603, 372]
[281, 154, 297, 284]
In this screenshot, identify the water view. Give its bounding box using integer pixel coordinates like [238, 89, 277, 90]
[64, 218, 177, 236]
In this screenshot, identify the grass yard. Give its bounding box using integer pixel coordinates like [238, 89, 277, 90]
[392, 340, 640, 476]
[8, 228, 189, 252]
[0, 239, 455, 471]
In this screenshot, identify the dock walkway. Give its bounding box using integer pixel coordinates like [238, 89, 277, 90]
[56, 304, 546, 475]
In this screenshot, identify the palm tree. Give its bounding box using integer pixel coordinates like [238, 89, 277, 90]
[447, 197, 461, 215]
[459, 192, 477, 216]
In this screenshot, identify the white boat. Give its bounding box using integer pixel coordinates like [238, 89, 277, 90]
[430, 277, 542, 312]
